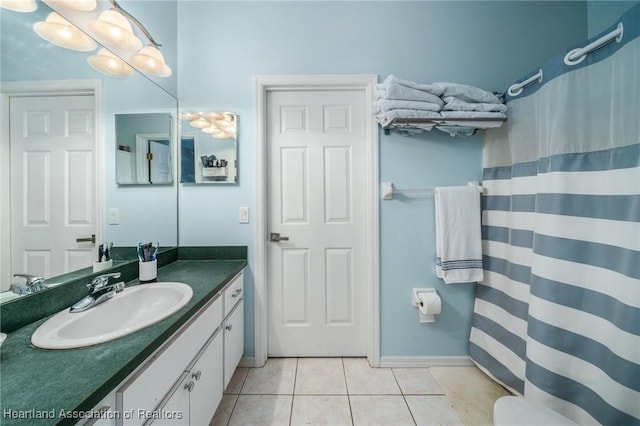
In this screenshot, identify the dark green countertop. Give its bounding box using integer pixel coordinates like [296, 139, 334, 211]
[0, 259, 246, 425]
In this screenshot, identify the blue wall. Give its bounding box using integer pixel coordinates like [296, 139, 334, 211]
[588, 1, 639, 37]
[176, 1, 588, 358]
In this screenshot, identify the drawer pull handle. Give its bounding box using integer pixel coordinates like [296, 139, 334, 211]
[184, 381, 195, 392]
[192, 370, 202, 380]
[231, 288, 242, 298]
[226, 324, 233, 331]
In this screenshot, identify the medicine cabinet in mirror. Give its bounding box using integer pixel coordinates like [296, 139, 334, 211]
[115, 113, 174, 185]
[180, 112, 238, 184]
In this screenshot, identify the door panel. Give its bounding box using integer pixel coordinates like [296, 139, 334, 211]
[267, 90, 366, 357]
[10, 95, 96, 279]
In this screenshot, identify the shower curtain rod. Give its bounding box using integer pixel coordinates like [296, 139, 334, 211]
[508, 22, 624, 96]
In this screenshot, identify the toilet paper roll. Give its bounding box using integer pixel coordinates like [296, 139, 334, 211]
[417, 291, 441, 316]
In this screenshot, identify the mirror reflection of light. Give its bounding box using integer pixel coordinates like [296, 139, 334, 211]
[49, 0, 97, 11]
[89, 9, 142, 51]
[131, 45, 172, 77]
[0, 0, 36, 12]
[223, 127, 236, 138]
[33, 12, 97, 52]
[87, 48, 134, 77]
[190, 117, 211, 129]
[201, 112, 225, 121]
[180, 112, 202, 121]
[184, 112, 237, 138]
[214, 119, 235, 130]
[201, 125, 219, 135]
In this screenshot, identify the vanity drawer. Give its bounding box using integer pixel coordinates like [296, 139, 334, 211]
[223, 272, 244, 317]
[117, 294, 223, 425]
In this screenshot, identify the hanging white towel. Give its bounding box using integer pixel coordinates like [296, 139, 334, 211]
[434, 186, 483, 283]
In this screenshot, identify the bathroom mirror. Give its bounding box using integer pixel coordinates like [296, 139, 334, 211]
[115, 113, 174, 185]
[180, 112, 238, 184]
[0, 1, 178, 301]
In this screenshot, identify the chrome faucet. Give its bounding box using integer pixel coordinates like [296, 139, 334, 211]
[70, 272, 125, 313]
[10, 273, 47, 295]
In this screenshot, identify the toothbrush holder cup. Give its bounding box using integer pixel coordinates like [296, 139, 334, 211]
[93, 259, 113, 273]
[139, 259, 157, 283]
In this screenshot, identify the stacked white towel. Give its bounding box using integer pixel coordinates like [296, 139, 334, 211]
[375, 75, 507, 135]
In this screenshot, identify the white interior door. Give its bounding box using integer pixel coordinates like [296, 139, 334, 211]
[149, 139, 171, 184]
[267, 90, 367, 356]
[10, 95, 97, 279]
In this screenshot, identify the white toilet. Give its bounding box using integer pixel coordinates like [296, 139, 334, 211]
[493, 396, 578, 426]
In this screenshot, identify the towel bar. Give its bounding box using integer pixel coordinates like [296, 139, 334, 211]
[381, 181, 483, 200]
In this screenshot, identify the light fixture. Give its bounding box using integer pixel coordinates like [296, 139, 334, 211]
[201, 126, 219, 135]
[183, 112, 237, 138]
[180, 113, 202, 121]
[87, 47, 133, 77]
[210, 127, 232, 139]
[33, 12, 97, 52]
[223, 126, 237, 138]
[48, 0, 96, 11]
[190, 117, 211, 129]
[88, 9, 142, 51]
[214, 119, 235, 130]
[201, 112, 225, 121]
[0, 0, 36, 12]
[131, 45, 172, 77]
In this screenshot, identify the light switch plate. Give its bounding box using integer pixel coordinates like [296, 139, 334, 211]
[239, 207, 249, 223]
[108, 208, 120, 225]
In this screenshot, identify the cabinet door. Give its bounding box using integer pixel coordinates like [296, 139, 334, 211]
[224, 301, 244, 389]
[223, 272, 244, 317]
[117, 296, 222, 424]
[149, 372, 190, 426]
[189, 330, 224, 426]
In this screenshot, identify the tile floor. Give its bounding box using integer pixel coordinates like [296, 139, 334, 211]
[210, 358, 510, 426]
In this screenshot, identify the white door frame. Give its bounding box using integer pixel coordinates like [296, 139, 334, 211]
[0, 80, 103, 289]
[135, 133, 171, 183]
[253, 74, 380, 367]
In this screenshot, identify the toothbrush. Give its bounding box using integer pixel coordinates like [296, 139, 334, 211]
[104, 242, 111, 261]
[151, 242, 159, 261]
[141, 242, 153, 262]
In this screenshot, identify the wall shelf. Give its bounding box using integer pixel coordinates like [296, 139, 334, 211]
[383, 117, 507, 135]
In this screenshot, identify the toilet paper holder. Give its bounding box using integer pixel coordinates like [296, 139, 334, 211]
[412, 288, 441, 323]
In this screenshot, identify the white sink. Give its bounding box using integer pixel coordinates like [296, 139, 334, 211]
[31, 282, 193, 349]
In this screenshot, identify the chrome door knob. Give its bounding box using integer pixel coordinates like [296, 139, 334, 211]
[270, 232, 289, 242]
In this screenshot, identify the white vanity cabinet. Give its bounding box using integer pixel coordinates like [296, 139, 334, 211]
[223, 275, 244, 389]
[88, 271, 244, 426]
[155, 328, 223, 425]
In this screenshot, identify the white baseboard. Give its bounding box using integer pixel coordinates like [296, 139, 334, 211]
[379, 356, 473, 368]
[240, 356, 472, 368]
[239, 356, 256, 368]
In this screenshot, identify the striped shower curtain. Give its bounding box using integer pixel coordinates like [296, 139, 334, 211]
[469, 4, 639, 425]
